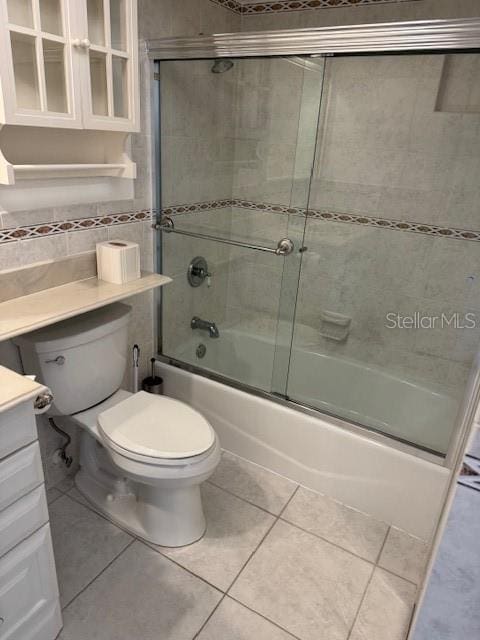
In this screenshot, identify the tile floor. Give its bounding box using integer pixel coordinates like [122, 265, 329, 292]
[49, 450, 428, 640]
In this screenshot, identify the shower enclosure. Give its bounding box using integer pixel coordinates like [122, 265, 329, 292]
[150, 21, 480, 462]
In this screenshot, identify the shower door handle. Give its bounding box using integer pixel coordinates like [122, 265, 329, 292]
[154, 218, 295, 256]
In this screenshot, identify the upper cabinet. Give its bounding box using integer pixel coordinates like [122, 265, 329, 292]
[0, 0, 139, 131]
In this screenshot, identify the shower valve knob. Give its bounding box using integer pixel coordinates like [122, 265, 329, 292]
[188, 257, 212, 287]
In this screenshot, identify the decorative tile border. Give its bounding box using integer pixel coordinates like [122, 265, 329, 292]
[161, 200, 234, 216]
[163, 198, 480, 242]
[211, 0, 421, 15]
[0, 210, 151, 244]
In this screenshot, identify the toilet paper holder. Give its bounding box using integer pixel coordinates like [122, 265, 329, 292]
[34, 389, 54, 413]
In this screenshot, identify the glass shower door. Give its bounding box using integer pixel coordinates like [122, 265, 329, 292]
[284, 52, 480, 456]
[159, 56, 323, 393]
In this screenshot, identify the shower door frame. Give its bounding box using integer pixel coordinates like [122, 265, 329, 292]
[149, 18, 480, 470]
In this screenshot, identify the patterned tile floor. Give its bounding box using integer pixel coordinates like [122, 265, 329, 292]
[50, 451, 427, 640]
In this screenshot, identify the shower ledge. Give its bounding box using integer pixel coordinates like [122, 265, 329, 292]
[0, 272, 171, 342]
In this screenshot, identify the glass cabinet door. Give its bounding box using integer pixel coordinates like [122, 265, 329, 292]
[81, 0, 138, 130]
[1, 0, 81, 126]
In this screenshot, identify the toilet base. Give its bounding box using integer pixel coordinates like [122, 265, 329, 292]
[75, 468, 207, 547]
[74, 430, 213, 547]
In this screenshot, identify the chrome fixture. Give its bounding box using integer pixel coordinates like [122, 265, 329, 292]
[191, 316, 220, 339]
[45, 355, 65, 365]
[211, 59, 234, 73]
[188, 256, 211, 287]
[196, 344, 207, 359]
[154, 217, 294, 256]
[147, 19, 480, 60]
[34, 389, 54, 411]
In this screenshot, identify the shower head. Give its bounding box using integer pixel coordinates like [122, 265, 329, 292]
[211, 59, 234, 74]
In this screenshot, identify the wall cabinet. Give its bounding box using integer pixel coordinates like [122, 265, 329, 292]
[0, 0, 139, 131]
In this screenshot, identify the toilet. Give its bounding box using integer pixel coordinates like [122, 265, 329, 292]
[15, 303, 221, 547]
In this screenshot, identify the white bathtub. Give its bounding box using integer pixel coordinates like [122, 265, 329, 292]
[159, 329, 452, 539]
[177, 329, 458, 455]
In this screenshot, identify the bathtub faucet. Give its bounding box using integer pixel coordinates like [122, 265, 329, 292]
[191, 316, 220, 339]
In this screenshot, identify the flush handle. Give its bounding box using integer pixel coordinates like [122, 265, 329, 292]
[45, 355, 65, 365]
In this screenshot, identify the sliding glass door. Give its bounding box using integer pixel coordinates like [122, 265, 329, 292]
[159, 56, 323, 392]
[285, 52, 480, 456]
[158, 50, 480, 456]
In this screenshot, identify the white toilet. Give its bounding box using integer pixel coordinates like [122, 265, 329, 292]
[15, 303, 221, 547]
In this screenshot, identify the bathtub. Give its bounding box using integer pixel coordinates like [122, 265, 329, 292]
[176, 328, 458, 455]
[160, 329, 453, 539]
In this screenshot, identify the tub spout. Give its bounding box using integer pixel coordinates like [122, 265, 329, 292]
[191, 316, 220, 339]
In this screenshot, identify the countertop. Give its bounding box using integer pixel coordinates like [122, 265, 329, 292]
[0, 272, 171, 342]
[0, 365, 42, 413]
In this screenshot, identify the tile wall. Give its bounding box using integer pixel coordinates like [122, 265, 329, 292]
[234, 0, 480, 30]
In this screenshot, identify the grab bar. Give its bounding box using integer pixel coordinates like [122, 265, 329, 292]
[152, 217, 294, 256]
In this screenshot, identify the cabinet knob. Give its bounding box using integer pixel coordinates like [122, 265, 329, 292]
[72, 38, 91, 50]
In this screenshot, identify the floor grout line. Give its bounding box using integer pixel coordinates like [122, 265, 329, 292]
[226, 594, 303, 640]
[374, 525, 391, 565]
[346, 563, 376, 640]
[206, 478, 298, 517]
[191, 594, 227, 640]
[142, 540, 226, 594]
[277, 512, 383, 567]
[277, 484, 300, 519]
[61, 538, 135, 612]
[224, 485, 300, 596]
[47, 493, 64, 507]
[373, 564, 420, 588]
[225, 515, 278, 595]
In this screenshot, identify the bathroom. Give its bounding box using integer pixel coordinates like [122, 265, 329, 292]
[0, 0, 479, 638]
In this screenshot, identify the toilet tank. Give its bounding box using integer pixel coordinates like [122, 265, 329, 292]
[15, 303, 131, 415]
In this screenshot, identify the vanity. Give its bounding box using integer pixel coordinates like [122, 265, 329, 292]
[0, 367, 60, 640]
[0, 266, 171, 639]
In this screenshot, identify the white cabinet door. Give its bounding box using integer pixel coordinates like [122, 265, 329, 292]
[77, 0, 139, 131]
[0, 0, 83, 128]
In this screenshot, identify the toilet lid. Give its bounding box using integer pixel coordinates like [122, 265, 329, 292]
[97, 391, 215, 460]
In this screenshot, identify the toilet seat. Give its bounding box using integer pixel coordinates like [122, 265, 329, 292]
[97, 391, 215, 462]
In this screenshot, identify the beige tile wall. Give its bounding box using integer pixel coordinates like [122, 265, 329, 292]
[159, 60, 237, 205]
[239, 0, 480, 31]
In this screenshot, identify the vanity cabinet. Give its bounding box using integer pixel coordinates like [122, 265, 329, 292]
[0, 394, 62, 640]
[0, 0, 139, 131]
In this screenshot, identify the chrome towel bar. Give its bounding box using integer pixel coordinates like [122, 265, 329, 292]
[153, 217, 294, 256]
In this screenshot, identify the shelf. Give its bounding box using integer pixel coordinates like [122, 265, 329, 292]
[0, 162, 136, 184]
[0, 272, 171, 342]
[0, 126, 137, 185]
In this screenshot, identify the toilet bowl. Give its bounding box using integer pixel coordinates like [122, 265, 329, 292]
[15, 303, 221, 547]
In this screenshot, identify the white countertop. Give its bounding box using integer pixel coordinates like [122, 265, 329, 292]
[0, 365, 42, 413]
[0, 272, 171, 342]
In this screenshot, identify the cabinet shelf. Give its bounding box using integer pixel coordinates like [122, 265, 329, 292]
[1, 162, 136, 184]
[0, 126, 136, 185]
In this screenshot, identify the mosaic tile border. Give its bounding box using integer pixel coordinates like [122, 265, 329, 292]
[0, 210, 151, 244]
[211, 0, 421, 15]
[163, 199, 480, 242]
